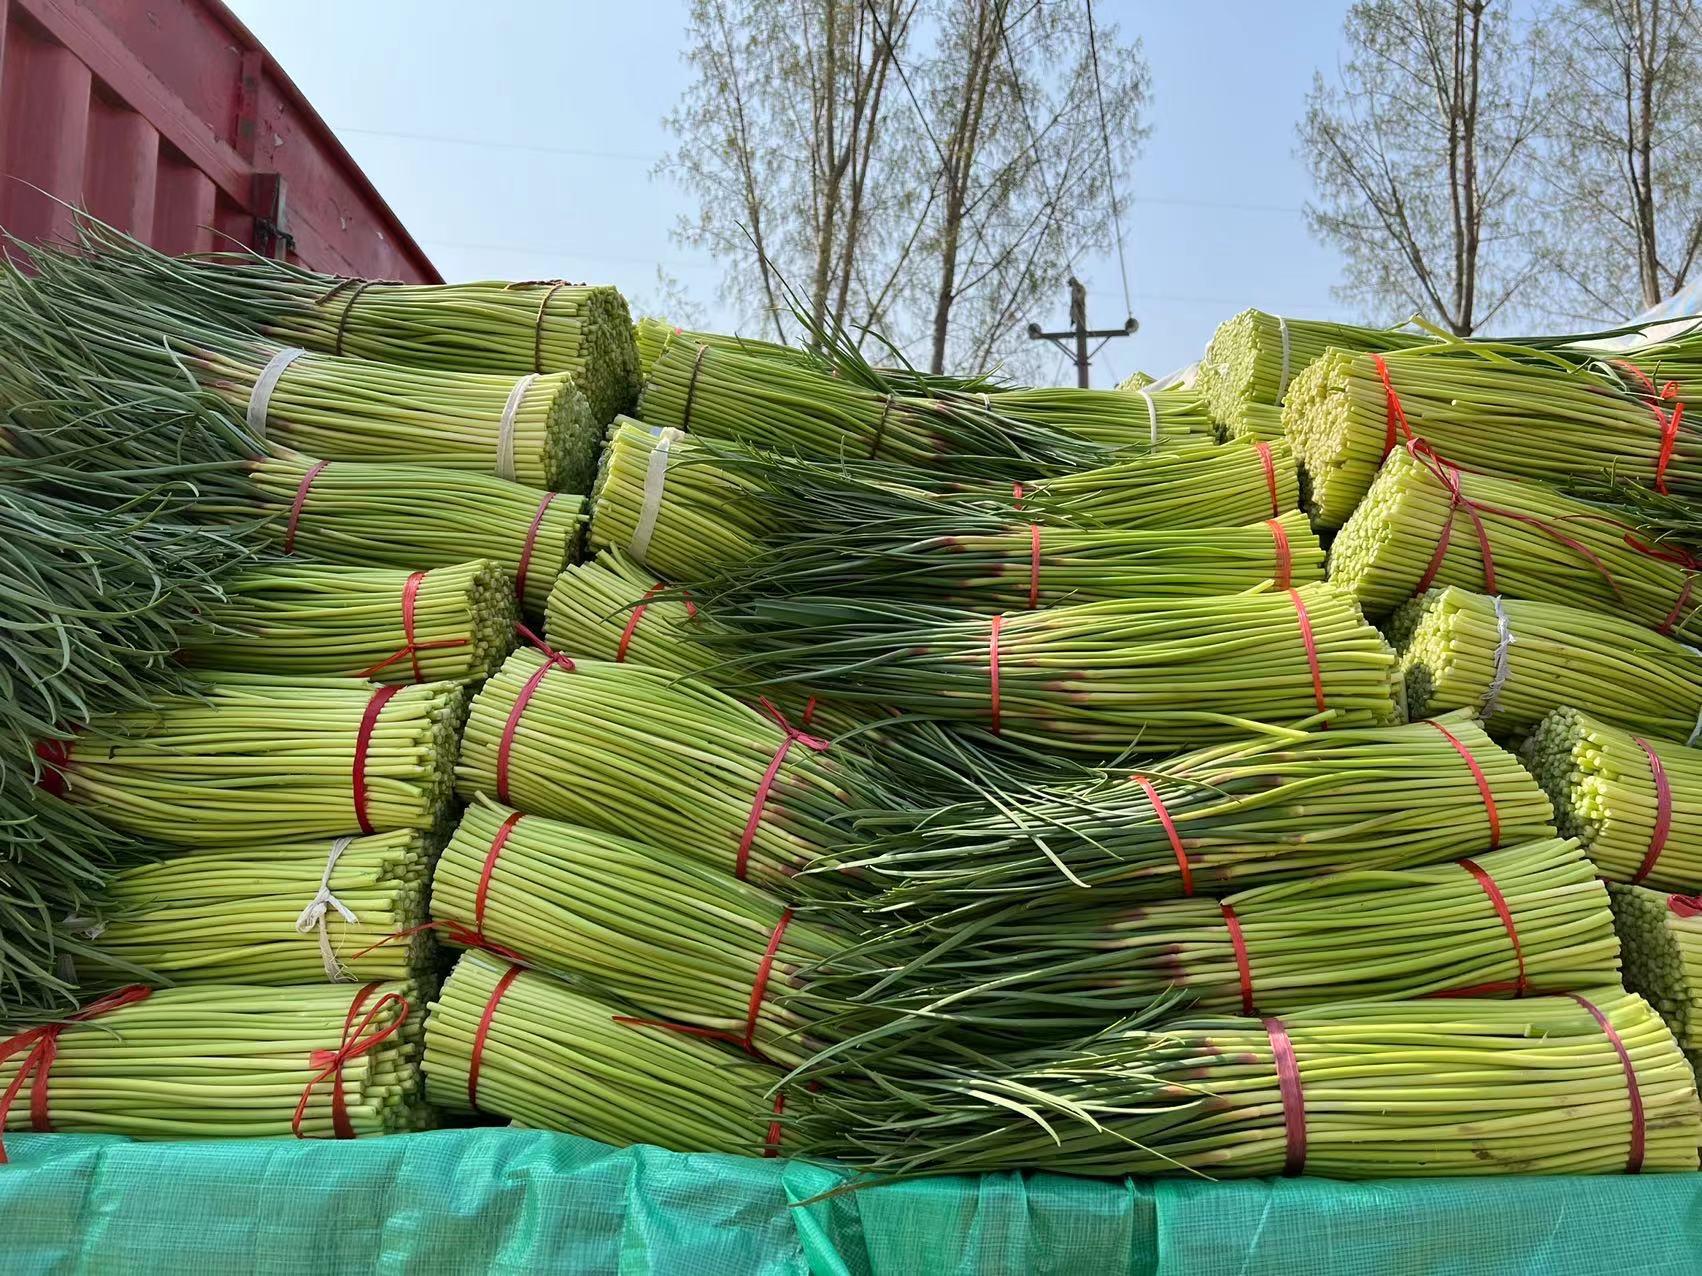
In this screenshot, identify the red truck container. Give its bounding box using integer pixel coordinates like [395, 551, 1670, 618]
[0, 0, 437, 281]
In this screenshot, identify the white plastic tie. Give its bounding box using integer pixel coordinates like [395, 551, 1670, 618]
[1479, 596, 1517, 721]
[295, 835, 360, 982]
[629, 427, 683, 567]
[247, 347, 307, 440]
[496, 373, 539, 482]
[1138, 386, 1160, 446]
[1275, 316, 1293, 402]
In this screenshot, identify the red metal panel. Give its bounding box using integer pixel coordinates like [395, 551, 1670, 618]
[0, 0, 437, 281]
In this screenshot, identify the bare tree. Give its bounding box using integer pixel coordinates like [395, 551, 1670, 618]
[661, 0, 1150, 378]
[1299, 0, 1544, 335]
[1532, 0, 1702, 320]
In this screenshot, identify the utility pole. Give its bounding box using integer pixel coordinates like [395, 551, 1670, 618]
[1026, 276, 1138, 388]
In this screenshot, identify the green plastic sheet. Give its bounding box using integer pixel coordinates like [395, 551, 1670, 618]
[1, 1129, 1698, 1274]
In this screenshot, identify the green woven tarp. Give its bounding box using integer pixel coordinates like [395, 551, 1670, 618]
[1, 1129, 1698, 1274]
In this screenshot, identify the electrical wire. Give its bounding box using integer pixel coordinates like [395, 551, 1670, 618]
[1084, 0, 1133, 321]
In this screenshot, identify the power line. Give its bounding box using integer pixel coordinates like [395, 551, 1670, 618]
[1083, 0, 1132, 321]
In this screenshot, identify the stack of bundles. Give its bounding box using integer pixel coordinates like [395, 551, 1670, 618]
[0, 257, 605, 492]
[426, 951, 800, 1157]
[828, 712, 1551, 906]
[432, 799, 879, 1066]
[83, 831, 435, 987]
[1196, 308, 1430, 441]
[457, 650, 852, 889]
[46, 676, 465, 845]
[1283, 344, 1702, 528]
[589, 423, 1299, 583]
[245, 454, 584, 615]
[1524, 710, 1702, 891]
[1329, 444, 1700, 636]
[980, 385, 1216, 450]
[710, 582, 1403, 754]
[1611, 884, 1702, 1083]
[639, 336, 1105, 476]
[1391, 587, 1702, 739]
[868, 839, 1616, 1034]
[52, 229, 640, 424]
[588, 418, 777, 579]
[545, 550, 709, 672]
[711, 514, 1322, 612]
[804, 989, 1701, 1177]
[0, 981, 429, 1142]
[185, 561, 517, 683]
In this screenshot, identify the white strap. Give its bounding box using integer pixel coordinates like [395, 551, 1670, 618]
[497, 373, 539, 482]
[1688, 705, 1702, 749]
[629, 428, 682, 566]
[247, 347, 307, 439]
[1275, 316, 1293, 402]
[1479, 596, 1516, 721]
[1138, 387, 1160, 446]
[295, 835, 360, 982]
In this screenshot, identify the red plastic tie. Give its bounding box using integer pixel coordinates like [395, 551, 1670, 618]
[734, 702, 829, 880]
[1616, 360, 1685, 495]
[1668, 894, 1702, 919]
[1264, 1016, 1307, 1176]
[1253, 440, 1280, 516]
[740, 909, 794, 1050]
[358, 571, 470, 682]
[1412, 445, 1498, 595]
[616, 584, 698, 662]
[1458, 858, 1528, 995]
[284, 459, 329, 554]
[1427, 720, 1500, 848]
[1632, 737, 1673, 884]
[1623, 534, 1701, 635]
[348, 919, 527, 967]
[514, 491, 558, 605]
[325, 981, 381, 1139]
[352, 684, 402, 834]
[496, 645, 576, 804]
[1567, 993, 1645, 1173]
[1373, 354, 1413, 459]
[1221, 902, 1254, 1014]
[1288, 589, 1327, 716]
[33, 736, 73, 798]
[293, 986, 408, 1140]
[1265, 518, 1292, 590]
[467, 966, 521, 1110]
[1135, 776, 1192, 896]
[1011, 481, 1025, 509]
[988, 614, 1004, 734]
[764, 1090, 787, 1158]
[1027, 523, 1042, 610]
[474, 812, 525, 936]
[0, 985, 151, 1162]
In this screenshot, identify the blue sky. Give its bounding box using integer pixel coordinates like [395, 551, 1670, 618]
[229, 1, 1355, 385]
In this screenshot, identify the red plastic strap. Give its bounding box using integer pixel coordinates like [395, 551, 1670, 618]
[1253, 440, 1280, 516]
[616, 584, 698, 662]
[0, 985, 151, 1162]
[474, 812, 525, 935]
[1668, 894, 1702, 919]
[1631, 737, 1674, 884]
[735, 702, 830, 880]
[1426, 720, 1500, 848]
[468, 966, 522, 1111]
[1412, 447, 1498, 594]
[988, 614, 1004, 735]
[1458, 858, 1528, 996]
[284, 459, 329, 554]
[1135, 776, 1192, 896]
[1616, 360, 1685, 495]
[1288, 589, 1327, 716]
[293, 988, 409, 1140]
[1011, 481, 1025, 510]
[514, 491, 557, 605]
[1265, 518, 1292, 590]
[1622, 533, 1701, 634]
[352, 684, 402, 834]
[1027, 523, 1042, 610]
[33, 737, 73, 798]
[1567, 993, 1645, 1173]
[764, 1090, 787, 1158]
[1264, 1017, 1307, 1176]
[327, 982, 382, 1140]
[1221, 903, 1254, 1014]
[740, 909, 794, 1050]
[496, 648, 576, 804]
[358, 572, 470, 682]
[1373, 354, 1414, 459]
[349, 918, 527, 966]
